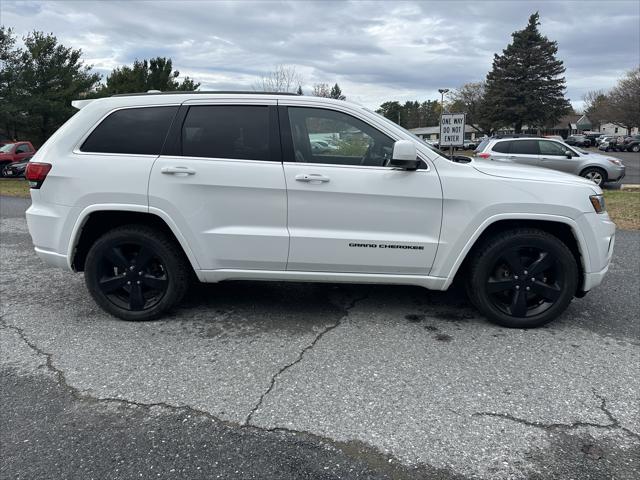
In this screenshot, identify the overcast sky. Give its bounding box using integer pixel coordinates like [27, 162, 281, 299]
[2, 0, 639, 110]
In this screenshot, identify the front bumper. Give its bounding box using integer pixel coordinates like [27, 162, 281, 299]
[606, 165, 626, 182]
[577, 212, 616, 292]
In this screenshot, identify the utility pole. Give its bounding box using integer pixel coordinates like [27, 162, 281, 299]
[438, 88, 450, 158]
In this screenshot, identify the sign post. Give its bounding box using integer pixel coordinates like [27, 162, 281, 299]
[440, 113, 466, 158]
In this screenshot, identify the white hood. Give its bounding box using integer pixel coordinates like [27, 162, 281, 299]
[472, 159, 596, 187]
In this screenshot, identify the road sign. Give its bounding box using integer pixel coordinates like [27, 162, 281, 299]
[440, 113, 466, 147]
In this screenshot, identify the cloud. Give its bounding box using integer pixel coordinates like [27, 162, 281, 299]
[1, 0, 638, 109]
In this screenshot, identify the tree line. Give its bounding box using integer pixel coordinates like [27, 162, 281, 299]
[0, 30, 347, 145]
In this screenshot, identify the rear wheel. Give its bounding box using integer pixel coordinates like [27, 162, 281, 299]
[84, 225, 190, 321]
[467, 229, 578, 328]
[631, 144, 639, 152]
[580, 167, 607, 186]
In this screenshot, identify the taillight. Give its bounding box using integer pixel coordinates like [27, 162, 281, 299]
[478, 153, 491, 159]
[25, 162, 52, 189]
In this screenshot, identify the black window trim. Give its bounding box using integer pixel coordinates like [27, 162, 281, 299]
[162, 104, 282, 163]
[278, 105, 428, 171]
[74, 104, 181, 157]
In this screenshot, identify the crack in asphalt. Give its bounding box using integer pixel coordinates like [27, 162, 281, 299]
[472, 390, 640, 441]
[243, 292, 370, 426]
[2, 303, 448, 480]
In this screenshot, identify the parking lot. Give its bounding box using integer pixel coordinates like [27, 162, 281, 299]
[1, 196, 639, 479]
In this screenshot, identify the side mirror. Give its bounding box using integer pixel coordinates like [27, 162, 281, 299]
[388, 140, 420, 170]
[565, 151, 573, 159]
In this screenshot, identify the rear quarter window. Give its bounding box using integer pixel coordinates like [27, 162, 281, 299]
[491, 141, 511, 153]
[81, 106, 178, 155]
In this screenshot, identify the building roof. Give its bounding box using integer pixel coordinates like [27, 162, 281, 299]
[549, 114, 591, 130]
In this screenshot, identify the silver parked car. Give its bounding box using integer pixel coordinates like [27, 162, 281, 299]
[474, 136, 626, 186]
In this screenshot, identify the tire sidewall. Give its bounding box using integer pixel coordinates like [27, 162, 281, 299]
[471, 233, 578, 328]
[581, 167, 606, 186]
[85, 227, 186, 321]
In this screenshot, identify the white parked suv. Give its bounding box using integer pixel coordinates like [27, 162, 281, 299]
[25, 92, 615, 328]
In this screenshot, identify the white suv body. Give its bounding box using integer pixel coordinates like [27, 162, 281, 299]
[26, 93, 615, 327]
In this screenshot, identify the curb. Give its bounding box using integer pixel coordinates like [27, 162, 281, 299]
[621, 184, 640, 190]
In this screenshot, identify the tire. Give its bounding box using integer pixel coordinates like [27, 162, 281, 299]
[580, 167, 607, 186]
[84, 225, 190, 321]
[631, 144, 639, 153]
[467, 228, 578, 328]
[0, 162, 10, 177]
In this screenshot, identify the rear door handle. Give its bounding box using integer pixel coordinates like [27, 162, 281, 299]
[295, 173, 330, 183]
[161, 166, 196, 176]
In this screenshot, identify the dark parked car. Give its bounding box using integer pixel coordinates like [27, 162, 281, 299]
[1, 158, 31, 177]
[564, 135, 591, 147]
[624, 135, 640, 152]
[583, 133, 603, 146]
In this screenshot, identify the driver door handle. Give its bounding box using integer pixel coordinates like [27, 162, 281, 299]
[295, 173, 330, 183]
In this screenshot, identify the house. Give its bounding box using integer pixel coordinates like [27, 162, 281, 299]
[494, 114, 593, 138]
[409, 124, 482, 141]
[598, 123, 639, 136]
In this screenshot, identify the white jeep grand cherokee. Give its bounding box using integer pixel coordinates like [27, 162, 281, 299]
[25, 92, 615, 328]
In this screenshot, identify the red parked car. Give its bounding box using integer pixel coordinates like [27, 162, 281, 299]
[0, 142, 36, 176]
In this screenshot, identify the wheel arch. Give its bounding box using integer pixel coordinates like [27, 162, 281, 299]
[69, 206, 202, 279]
[579, 165, 608, 179]
[446, 215, 588, 293]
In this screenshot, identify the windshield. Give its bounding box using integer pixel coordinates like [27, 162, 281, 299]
[0, 144, 14, 153]
[363, 108, 450, 160]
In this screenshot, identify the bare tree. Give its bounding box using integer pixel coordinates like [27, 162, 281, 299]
[583, 90, 612, 129]
[608, 67, 640, 132]
[312, 83, 331, 97]
[254, 64, 303, 93]
[583, 68, 640, 133]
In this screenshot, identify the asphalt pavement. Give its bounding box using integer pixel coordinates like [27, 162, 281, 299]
[1, 196, 639, 480]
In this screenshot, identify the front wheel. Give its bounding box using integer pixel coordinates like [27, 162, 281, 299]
[467, 229, 578, 328]
[631, 144, 639, 153]
[84, 225, 190, 321]
[580, 167, 607, 186]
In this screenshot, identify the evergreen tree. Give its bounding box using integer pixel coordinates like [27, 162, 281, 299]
[296, 85, 303, 95]
[376, 101, 403, 125]
[2, 30, 101, 143]
[481, 12, 570, 133]
[330, 83, 345, 100]
[96, 57, 199, 96]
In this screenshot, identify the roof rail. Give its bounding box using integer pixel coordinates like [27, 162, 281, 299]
[111, 90, 301, 97]
[492, 134, 541, 139]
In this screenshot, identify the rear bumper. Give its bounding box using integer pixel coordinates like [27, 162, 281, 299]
[26, 199, 76, 271]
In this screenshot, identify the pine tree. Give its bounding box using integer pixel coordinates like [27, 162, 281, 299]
[97, 57, 199, 96]
[330, 83, 345, 100]
[481, 12, 570, 133]
[296, 85, 303, 95]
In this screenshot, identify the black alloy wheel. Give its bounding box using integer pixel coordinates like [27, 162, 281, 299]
[96, 242, 168, 312]
[468, 228, 578, 328]
[484, 246, 563, 319]
[85, 225, 189, 321]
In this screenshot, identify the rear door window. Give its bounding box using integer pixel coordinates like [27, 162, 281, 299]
[81, 106, 178, 155]
[510, 140, 539, 155]
[181, 105, 271, 161]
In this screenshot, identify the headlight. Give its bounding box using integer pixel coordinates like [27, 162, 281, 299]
[607, 158, 623, 166]
[590, 194, 606, 213]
